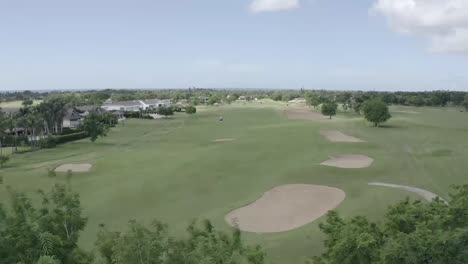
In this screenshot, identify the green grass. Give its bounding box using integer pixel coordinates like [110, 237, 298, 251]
[1, 101, 467, 263]
[0, 100, 42, 108]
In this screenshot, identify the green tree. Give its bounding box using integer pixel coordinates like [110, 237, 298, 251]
[0, 154, 9, 168]
[83, 111, 108, 142]
[463, 94, 468, 111]
[321, 102, 338, 119]
[362, 99, 391, 127]
[312, 185, 468, 264]
[306, 94, 320, 109]
[185, 105, 197, 114]
[156, 106, 174, 117]
[0, 184, 89, 263]
[95, 219, 265, 264]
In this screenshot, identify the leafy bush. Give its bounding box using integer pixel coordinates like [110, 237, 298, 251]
[0, 135, 29, 147]
[156, 106, 174, 117]
[185, 105, 197, 114]
[47, 168, 56, 178]
[123, 111, 153, 119]
[0, 154, 10, 168]
[59, 128, 83, 135]
[39, 136, 57, 149]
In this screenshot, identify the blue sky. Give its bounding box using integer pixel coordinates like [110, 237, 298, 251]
[1, 0, 467, 91]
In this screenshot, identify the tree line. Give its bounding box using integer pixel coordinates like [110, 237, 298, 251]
[2, 89, 467, 109]
[0, 96, 117, 160]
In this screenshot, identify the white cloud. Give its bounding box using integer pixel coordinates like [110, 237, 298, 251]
[372, 0, 468, 54]
[249, 0, 300, 13]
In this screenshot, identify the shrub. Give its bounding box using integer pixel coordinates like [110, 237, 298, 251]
[156, 106, 174, 117]
[59, 128, 84, 135]
[48, 168, 56, 178]
[40, 136, 57, 149]
[185, 105, 197, 114]
[0, 154, 10, 168]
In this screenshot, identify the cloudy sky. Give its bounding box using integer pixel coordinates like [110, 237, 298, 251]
[1, 0, 468, 91]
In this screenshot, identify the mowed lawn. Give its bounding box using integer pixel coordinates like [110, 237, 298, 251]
[1, 101, 467, 264]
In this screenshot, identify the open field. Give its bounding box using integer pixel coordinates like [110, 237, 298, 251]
[0, 100, 42, 108]
[1, 100, 467, 263]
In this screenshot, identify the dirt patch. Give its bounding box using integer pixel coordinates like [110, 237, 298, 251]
[212, 138, 237, 142]
[285, 108, 326, 121]
[321, 155, 373, 168]
[321, 130, 364, 142]
[368, 182, 447, 203]
[225, 184, 345, 233]
[55, 163, 92, 173]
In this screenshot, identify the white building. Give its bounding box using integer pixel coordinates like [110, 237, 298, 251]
[102, 99, 172, 112]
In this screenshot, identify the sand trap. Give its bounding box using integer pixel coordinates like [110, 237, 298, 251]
[321, 155, 373, 168]
[286, 108, 327, 121]
[392, 110, 420, 114]
[321, 131, 364, 142]
[368, 182, 447, 203]
[212, 138, 237, 142]
[225, 184, 345, 233]
[55, 163, 92, 173]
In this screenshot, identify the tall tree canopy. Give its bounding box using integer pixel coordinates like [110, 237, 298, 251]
[312, 185, 468, 264]
[362, 99, 392, 127]
[82, 111, 109, 142]
[321, 102, 338, 119]
[0, 184, 89, 264]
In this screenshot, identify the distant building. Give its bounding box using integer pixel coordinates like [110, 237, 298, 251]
[102, 100, 144, 112]
[102, 99, 171, 112]
[63, 109, 83, 129]
[142, 99, 172, 109]
[62, 105, 102, 129]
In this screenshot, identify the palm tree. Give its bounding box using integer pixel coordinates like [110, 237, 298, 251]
[19, 109, 44, 149]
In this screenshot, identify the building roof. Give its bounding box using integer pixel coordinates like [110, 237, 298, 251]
[76, 105, 101, 112]
[142, 98, 172, 105]
[0, 107, 20, 114]
[64, 109, 82, 120]
[103, 100, 144, 107]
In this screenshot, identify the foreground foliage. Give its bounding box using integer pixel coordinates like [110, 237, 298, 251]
[312, 185, 468, 264]
[0, 185, 264, 264]
[96, 219, 265, 264]
[0, 184, 88, 264]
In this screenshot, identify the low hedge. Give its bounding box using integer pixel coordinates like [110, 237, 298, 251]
[52, 131, 88, 145]
[0, 135, 29, 147]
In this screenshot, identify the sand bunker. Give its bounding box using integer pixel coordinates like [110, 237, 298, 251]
[225, 184, 345, 233]
[286, 108, 326, 121]
[212, 138, 237, 142]
[55, 163, 92, 173]
[368, 182, 447, 203]
[321, 155, 373, 168]
[321, 131, 364, 142]
[392, 110, 419, 114]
